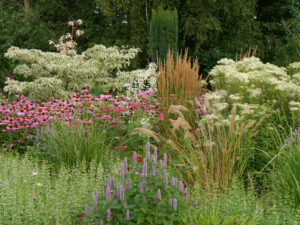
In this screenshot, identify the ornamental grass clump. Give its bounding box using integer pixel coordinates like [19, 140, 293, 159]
[82, 142, 189, 225]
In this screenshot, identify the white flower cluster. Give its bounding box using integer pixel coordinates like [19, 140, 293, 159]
[209, 56, 300, 110]
[115, 63, 159, 96]
[4, 21, 140, 101]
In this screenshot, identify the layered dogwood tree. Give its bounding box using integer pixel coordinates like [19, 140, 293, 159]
[4, 20, 144, 101]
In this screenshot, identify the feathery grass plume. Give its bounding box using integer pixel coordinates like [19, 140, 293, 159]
[167, 105, 189, 118]
[130, 127, 160, 142]
[169, 117, 192, 137]
[235, 47, 257, 62]
[157, 48, 202, 107]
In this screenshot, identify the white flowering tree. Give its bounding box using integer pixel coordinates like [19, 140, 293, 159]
[4, 20, 140, 101]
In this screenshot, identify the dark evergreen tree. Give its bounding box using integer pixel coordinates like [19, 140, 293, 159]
[149, 7, 178, 63]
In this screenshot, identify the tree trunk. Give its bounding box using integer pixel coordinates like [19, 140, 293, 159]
[24, 0, 31, 10]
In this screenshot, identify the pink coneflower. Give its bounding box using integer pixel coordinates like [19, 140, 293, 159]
[33, 195, 37, 200]
[115, 136, 120, 140]
[118, 146, 127, 151]
[159, 112, 164, 121]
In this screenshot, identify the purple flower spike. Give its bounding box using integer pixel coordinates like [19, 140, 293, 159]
[143, 196, 146, 203]
[178, 181, 184, 192]
[184, 188, 188, 201]
[133, 152, 137, 168]
[85, 204, 90, 216]
[173, 198, 177, 211]
[126, 209, 130, 220]
[139, 183, 144, 193]
[124, 203, 127, 209]
[156, 189, 161, 202]
[154, 147, 158, 162]
[139, 166, 143, 176]
[111, 178, 114, 188]
[106, 209, 112, 220]
[106, 186, 111, 201]
[120, 185, 125, 201]
[143, 158, 148, 177]
[93, 188, 98, 213]
[164, 172, 168, 183]
[169, 198, 172, 207]
[100, 220, 103, 225]
[171, 177, 175, 186]
[159, 160, 163, 169]
[152, 154, 157, 165]
[107, 174, 112, 186]
[120, 163, 125, 180]
[126, 177, 131, 189]
[163, 153, 168, 167]
[146, 142, 151, 158]
[151, 166, 156, 176]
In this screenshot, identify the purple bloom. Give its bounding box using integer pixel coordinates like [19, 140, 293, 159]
[156, 189, 161, 202]
[169, 198, 172, 207]
[184, 188, 188, 201]
[124, 157, 128, 173]
[143, 196, 146, 203]
[126, 177, 131, 189]
[106, 209, 112, 220]
[126, 209, 130, 220]
[85, 204, 90, 216]
[133, 152, 137, 168]
[163, 153, 167, 167]
[106, 186, 111, 201]
[173, 198, 177, 211]
[100, 220, 104, 225]
[146, 142, 151, 158]
[120, 163, 125, 180]
[120, 185, 125, 201]
[143, 158, 148, 177]
[178, 181, 184, 192]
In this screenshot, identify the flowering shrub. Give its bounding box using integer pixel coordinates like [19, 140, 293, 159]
[209, 57, 300, 110]
[82, 142, 189, 224]
[4, 20, 139, 101]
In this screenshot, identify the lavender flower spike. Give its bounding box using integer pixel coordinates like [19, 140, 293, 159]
[163, 153, 168, 167]
[120, 163, 125, 180]
[143, 158, 148, 177]
[126, 177, 131, 189]
[157, 189, 161, 202]
[178, 181, 184, 192]
[146, 142, 151, 158]
[85, 204, 90, 216]
[169, 198, 173, 207]
[107, 174, 112, 186]
[124, 157, 128, 172]
[120, 185, 125, 201]
[173, 198, 177, 211]
[100, 220, 104, 225]
[159, 160, 163, 169]
[106, 209, 112, 220]
[93, 188, 98, 213]
[126, 209, 130, 220]
[154, 146, 158, 162]
[184, 188, 188, 201]
[106, 186, 111, 201]
[133, 152, 137, 168]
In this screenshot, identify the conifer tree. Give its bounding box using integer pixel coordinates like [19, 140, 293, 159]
[150, 7, 178, 63]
